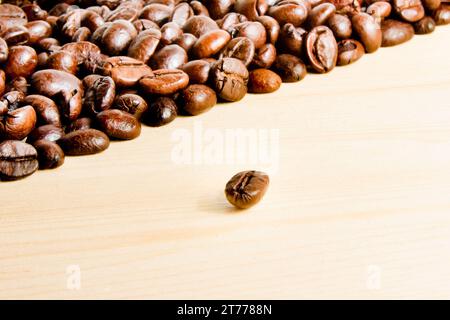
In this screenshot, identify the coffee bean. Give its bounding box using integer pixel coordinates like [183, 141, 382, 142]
[192, 29, 231, 58]
[422, 0, 442, 11]
[143, 97, 178, 127]
[381, 19, 414, 47]
[6, 76, 28, 95]
[66, 117, 92, 133]
[0, 70, 5, 97]
[174, 33, 198, 52]
[393, 0, 425, 23]
[34, 139, 65, 170]
[248, 69, 282, 94]
[179, 84, 217, 116]
[337, 39, 365, 66]
[414, 17, 436, 34]
[210, 57, 249, 102]
[26, 124, 64, 144]
[46, 51, 78, 74]
[113, 93, 148, 119]
[234, 0, 268, 20]
[327, 13, 352, 39]
[308, 3, 336, 28]
[160, 21, 183, 45]
[139, 69, 189, 96]
[5, 45, 38, 78]
[0, 105, 37, 141]
[83, 76, 116, 115]
[150, 44, 188, 70]
[228, 21, 267, 49]
[98, 56, 154, 88]
[256, 15, 280, 45]
[58, 129, 110, 156]
[306, 26, 338, 73]
[352, 13, 382, 53]
[252, 43, 277, 69]
[272, 54, 307, 83]
[433, 4, 450, 25]
[220, 37, 255, 67]
[183, 15, 219, 38]
[268, 1, 309, 27]
[367, 2, 392, 21]
[127, 28, 161, 63]
[181, 59, 211, 84]
[278, 23, 306, 56]
[225, 170, 269, 209]
[0, 140, 38, 181]
[24, 94, 61, 127]
[26, 20, 52, 44]
[96, 109, 141, 140]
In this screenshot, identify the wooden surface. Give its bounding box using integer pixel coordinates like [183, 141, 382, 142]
[1, 28, 450, 300]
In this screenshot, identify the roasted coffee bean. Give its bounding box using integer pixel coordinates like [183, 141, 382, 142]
[183, 15, 219, 38]
[352, 13, 382, 53]
[140, 4, 173, 26]
[234, 0, 268, 20]
[256, 15, 280, 45]
[24, 94, 61, 127]
[96, 109, 141, 140]
[60, 41, 101, 67]
[113, 93, 148, 119]
[220, 37, 255, 66]
[278, 23, 306, 56]
[101, 20, 137, 55]
[381, 19, 414, 47]
[33, 139, 65, 170]
[225, 170, 269, 209]
[327, 13, 352, 39]
[248, 69, 282, 94]
[422, 0, 442, 11]
[160, 21, 183, 45]
[66, 117, 92, 132]
[179, 84, 217, 116]
[181, 59, 211, 84]
[58, 129, 110, 156]
[22, 3, 48, 21]
[127, 28, 161, 63]
[252, 43, 277, 68]
[72, 26, 91, 42]
[192, 29, 231, 58]
[393, 0, 425, 23]
[219, 12, 248, 30]
[414, 17, 436, 34]
[0, 37, 8, 64]
[228, 21, 267, 49]
[31, 69, 84, 121]
[205, 0, 235, 19]
[366, 2, 392, 21]
[272, 54, 307, 83]
[2, 25, 30, 46]
[171, 2, 194, 27]
[174, 33, 198, 52]
[210, 57, 249, 102]
[26, 20, 52, 44]
[1, 90, 25, 110]
[26, 124, 64, 144]
[37, 37, 60, 52]
[308, 3, 337, 28]
[433, 4, 450, 25]
[139, 69, 189, 95]
[306, 26, 338, 73]
[5, 45, 38, 78]
[143, 96, 177, 127]
[190, 1, 210, 17]
[46, 51, 78, 74]
[98, 56, 154, 87]
[150, 44, 188, 70]
[6, 76, 28, 95]
[268, 1, 309, 27]
[337, 39, 365, 66]
[0, 140, 38, 181]
[83, 76, 116, 115]
[329, 0, 361, 15]
[0, 3, 27, 29]
[0, 105, 37, 141]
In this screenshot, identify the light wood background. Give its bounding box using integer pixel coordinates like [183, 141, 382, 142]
[1, 28, 450, 300]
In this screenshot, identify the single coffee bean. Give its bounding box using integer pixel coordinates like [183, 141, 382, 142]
[308, 3, 337, 28]
[22, 3, 48, 21]
[72, 26, 91, 42]
[225, 170, 270, 209]
[192, 29, 231, 58]
[181, 59, 211, 84]
[83, 76, 116, 115]
[252, 43, 277, 69]
[24, 94, 62, 127]
[174, 32, 198, 52]
[140, 3, 173, 26]
[306, 26, 338, 73]
[46, 51, 78, 74]
[327, 13, 352, 39]
[150, 44, 188, 70]
[66, 117, 92, 133]
[272, 54, 307, 83]
[277, 23, 306, 56]
[179, 84, 217, 116]
[182, 15, 219, 38]
[337, 39, 365, 66]
[100, 20, 137, 55]
[160, 21, 183, 45]
[433, 4, 450, 25]
[96, 109, 141, 140]
[113, 93, 148, 119]
[248, 69, 282, 94]
[234, 0, 269, 20]
[421, 0, 442, 11]
[26, 124, 64, 144]
[0, 4, 27, 29]
[219, 12, 248, 30]
[210, 57, 249, 102]
[352, 13, 382, 53]
[26, 20, 52, 44]
[33, 139, 65, 170]
[5, 45, 38, 78]
[366, 2, 392, 21]
[228, 21, 267, 49]
[220, 37, 255, 67]
[139, 69, 189, 95]
[267, 1, 309, 27]
[393, 0, 425, 23]
[0, 105, 37, 141]
[127, 28, 161, 63]
[205, 0, 235, 19]
[58, 129, 110, 156]
[143, 97, 178, 127]
[381, 19, 414, 47]
[414, 17, 436, 34]
[6, 76, 28, 95]
[256, 15, 280, 45]
[171, 2, 194, 27]
[1, 90, 25, 110]
[0, 140, 38, 181]
[2, 25, 30, 46]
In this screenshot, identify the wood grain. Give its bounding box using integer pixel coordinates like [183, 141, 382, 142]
[1, 28, 450, 299]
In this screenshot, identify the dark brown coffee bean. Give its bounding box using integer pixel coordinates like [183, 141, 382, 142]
[46, 51, 78, 74]
[272, 54, 307, 83]
[228, 21, 266, 49]
[0, 4, 27, 29]
[0, 140, 38, 181]
[256, 15, 280, 45]
[393, 0, 425, 23]
[210, 57, 249, 102]
[5, 45, 38, 78]
[1, 90, 25, 110]
[133, 19, 160, 32]
[139, 69, 189, 95]
[173, 33, 198, 52]
[190, 1, 210, 17]
[2, 25, 30, 46]
[0, 105, 37, 141]
[98, 56, 154, 87]
[6, 76, 28, 95]
[205, 0, 235, 19]
[352, 13, 382, 53]
[24, 94, 61, 127]
[26, 20, 52, 44]
[337, 39, 365, 66]
[219, 37, 255, 66]
[278, 23, 306, 56]
[31, 69, 84, 121]
[160, 21, 183, 45]
[58, 129, 110, 156]
[234, 0, 268, 20]
[180, 60, 210, 84]
[433, 4, 450, 25]
[22, 4, 48, 21]
[33, 139, 65, 170]
[113, 93, 148, 119]
[66, 117, 92, 133]
[308, 3, 336, 28]
[72, 26, 91, 42]
[218, 12, 248, 30]
[183, 16, 219, 38]
[327, 13, 352, 39]
[192, 29, 231, 58]
[96, 109, 141, 140]
[83, 76, 116, 115]
[127, 28, 161, 63]
[179, 84, 217, 116]
[140, 4, 173, 26]
[268, 1, 309, 27]
[225, 170, 269, 209]
[150, 44, 188, 70]
[422, 0, 442, 11]
[329, 0, 361, 15]
[171, 2, 194, 26]
[248, 69, 282, 94]
[101, 20, 137, 55]
[252, 43, 277, 69]
[26, 124, 64, 144]
[381, 19, 414, 47]
[306, 26, 338, 73]
[37, 37, 60, 52]
[143, 96, 178, 127]
[366, 2, 392, 21]
[414, 16, 436, 34]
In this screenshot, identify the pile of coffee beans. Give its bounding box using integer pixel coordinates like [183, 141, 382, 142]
[0, 0, 449, 181]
